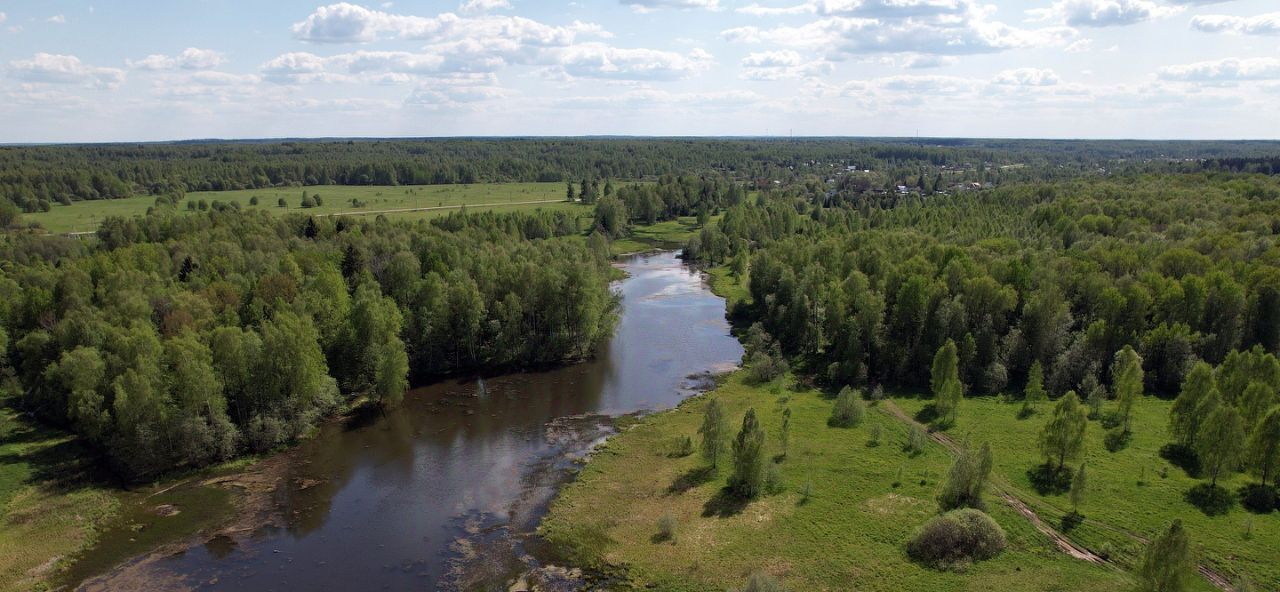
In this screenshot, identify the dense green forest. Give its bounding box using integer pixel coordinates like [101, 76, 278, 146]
[0, 208, 620, 478]
[5, 138, 1280, 216]
[677, 172, 1280, 511]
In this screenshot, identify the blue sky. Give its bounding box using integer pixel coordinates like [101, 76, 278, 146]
[1, 0, 1277, 142]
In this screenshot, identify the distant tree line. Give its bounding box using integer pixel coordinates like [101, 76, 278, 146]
[7, 138, 1275, 215]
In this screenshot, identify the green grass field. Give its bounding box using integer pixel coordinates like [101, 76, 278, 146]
[27, 183, 581, 233]
[540, 270, 1254, 592]
[539, 373, 1137, 592]
[893, 395, 1276, 588]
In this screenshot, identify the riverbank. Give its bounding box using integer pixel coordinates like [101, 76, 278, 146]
[537, 371, 1141, 591]
[537, 269, 1269, 591]
[0, 405, 249, 592]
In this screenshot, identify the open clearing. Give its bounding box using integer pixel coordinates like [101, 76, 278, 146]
[539, 372, 1142, 592]
[26, 183, 581, 233]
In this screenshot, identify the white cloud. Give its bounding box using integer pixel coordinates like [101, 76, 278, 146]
[904, 55, 958, 69]
[0, 13, 7, 25]
[8, 53, 125, 89]
[554, 88, 760, 110]
[1027, 0, 1181, 28]
[739, 50, 833, 80]
[992, 67, 1060, 86]
[47, 14, 66, 24]
[292, 3, 606, 45]
[558, 44, 713, 80]
[739, 0, 969, 19]
[723, 14, 1075, 57]
[459, 0, 512, 13]
[621, 0, 721, 12]
[128, 48, 228, 71]
[274, 6, 710, 83]
[1158, 57, 1280, 81]
[1191, 12, 1280, 36]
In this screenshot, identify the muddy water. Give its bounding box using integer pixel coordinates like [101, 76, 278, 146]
[125, 251, 741, 591]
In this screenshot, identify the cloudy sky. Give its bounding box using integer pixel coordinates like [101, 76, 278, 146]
[1, 0, 1278, 142]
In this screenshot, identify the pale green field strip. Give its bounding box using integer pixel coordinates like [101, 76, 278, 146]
[26, 183, 573, 233]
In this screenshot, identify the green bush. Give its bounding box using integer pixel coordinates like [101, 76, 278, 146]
[828, 386, 864, 428]
[906, 508, 1007, 570]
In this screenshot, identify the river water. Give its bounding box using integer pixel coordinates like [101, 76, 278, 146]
[109, 251, 741, 591]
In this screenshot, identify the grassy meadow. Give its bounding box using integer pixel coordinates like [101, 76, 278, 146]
[26, 182, 580, 233]
[539, 373, 1141, 592]
[893, 395, 1277, 588]
[539, 270, 1258, 592]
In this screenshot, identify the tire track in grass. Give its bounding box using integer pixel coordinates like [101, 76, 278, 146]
[879, 400, 1232, 591]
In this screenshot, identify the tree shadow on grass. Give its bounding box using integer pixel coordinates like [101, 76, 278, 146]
[1159, 443, 1201, 478]
[666, 466, 714, 496]
[913, 404, 939, 425]
[1027, 463, 1072, 496]
[702, 487, 749, 518]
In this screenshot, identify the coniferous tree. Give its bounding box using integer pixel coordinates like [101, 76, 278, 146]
[729, 408, 767, 499]
[699, 399, 729, 469]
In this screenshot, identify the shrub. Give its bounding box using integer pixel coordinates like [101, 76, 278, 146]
[867, 423, 882, 447]
[740, 571, 783, 592]
[672, 435, 694, 458]
[905, 425, 928, 456]
[655, 514, 676, 543]
[744, 351, 789, 385]
[828, 386, 864, 428]
[1104, 426, 1131, 452]
[906, 508, 1007, 570]
[1185, 483, 1235, 516]
[765, 463, 785, 495]
[1238, 484, 1277, 514]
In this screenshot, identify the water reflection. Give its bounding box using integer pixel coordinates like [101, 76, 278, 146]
[152, 251, 742, 591]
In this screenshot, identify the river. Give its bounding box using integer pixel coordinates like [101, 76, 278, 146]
[84, 251, 741, 591]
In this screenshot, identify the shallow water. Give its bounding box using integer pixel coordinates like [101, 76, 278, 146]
[138, 251, 742, 591]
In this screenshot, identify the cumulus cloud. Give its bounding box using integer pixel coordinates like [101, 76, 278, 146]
[1191, 12, 1280, 36]
[739, 0, 969, 19]
[1027, 0, 1181, 28]
[459, 0, 512, 13]
[405, 77, 511, 109]
[739, 50, 833, 80]
[554, 88, 760, 110]
[0, 12, 7, 25]
[47, 14, 66, 24]
[128, 48, 228, 71]
[274, 5, 712, 83]
[620, 0, 721, 12]
[723, 10, 1075, 57]
[262, 43, 713, 84]
[904, 55, 958, 69]
[8, 53, 125, 89]
[558, 45, 713, 80]
[1158, 57, 1280, 81]
[992, 67, 1060, 86]
[292, 3, 606, 45]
